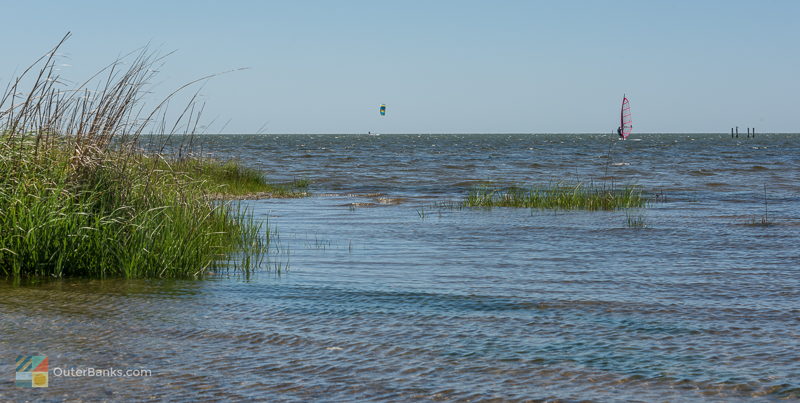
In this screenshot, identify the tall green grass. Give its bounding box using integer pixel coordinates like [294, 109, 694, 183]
[0, 34, 279, 279]
[462, 182, 646, 210]
[0, 132, 271, 279]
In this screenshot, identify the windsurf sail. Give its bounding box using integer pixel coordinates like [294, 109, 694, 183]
[379, 104, 386, 116]
[619, 95, 632, 139]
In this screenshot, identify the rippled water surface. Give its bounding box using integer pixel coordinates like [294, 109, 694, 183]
[2, 133, 799, 401]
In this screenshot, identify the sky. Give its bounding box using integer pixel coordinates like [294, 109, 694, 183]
[2, 0, 799, 134]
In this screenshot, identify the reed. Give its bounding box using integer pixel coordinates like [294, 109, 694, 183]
[744, 184, 774, 226]
[625, 211, 647, 228]
[0, 34, 274, 279]
[462, 182, 646, 210]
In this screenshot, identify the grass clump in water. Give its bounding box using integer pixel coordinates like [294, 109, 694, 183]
[463, 182, 646, 210]
[625, 211, 647, 228]
[0, 34, 274, 279]
[0, 147, 268, 278]
[161, 157, 309, 198]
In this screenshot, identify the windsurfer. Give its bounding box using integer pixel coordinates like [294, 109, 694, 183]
[617, 127, 623, 139]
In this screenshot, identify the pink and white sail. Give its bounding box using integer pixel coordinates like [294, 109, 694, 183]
[619, 95, 632, 139]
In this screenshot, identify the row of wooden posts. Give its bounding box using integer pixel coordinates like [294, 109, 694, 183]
[731, 126, 756, 138]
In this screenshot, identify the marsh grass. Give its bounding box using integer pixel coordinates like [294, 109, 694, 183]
[0, 34, 276, 279]
[161, 157, 309, 198]
[625, 211, 647, 228]
[462, 182, 646, 210]
[0, 135, 270, 278]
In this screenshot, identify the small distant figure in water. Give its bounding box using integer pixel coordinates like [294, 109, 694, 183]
[368, 131, 371, 135]
[617, 127, 624, 139]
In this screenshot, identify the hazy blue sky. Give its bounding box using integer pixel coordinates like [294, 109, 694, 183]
[3, 1, 798, 133]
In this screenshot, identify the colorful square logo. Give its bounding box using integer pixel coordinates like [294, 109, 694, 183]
[16, 355, 48, 388]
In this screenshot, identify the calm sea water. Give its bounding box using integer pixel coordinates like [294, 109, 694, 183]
[2, 133, 799, 401]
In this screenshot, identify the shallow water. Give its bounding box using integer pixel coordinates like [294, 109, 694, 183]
[2, 133, 799, 401]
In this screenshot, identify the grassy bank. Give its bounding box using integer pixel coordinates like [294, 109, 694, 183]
[462, 182, 646, 210]
[0, 34, 298, 279]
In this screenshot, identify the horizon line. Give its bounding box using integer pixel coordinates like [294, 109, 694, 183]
[159, 131, 799, 136]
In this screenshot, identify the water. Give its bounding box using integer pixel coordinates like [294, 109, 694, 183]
[2, 133, 799, 401]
